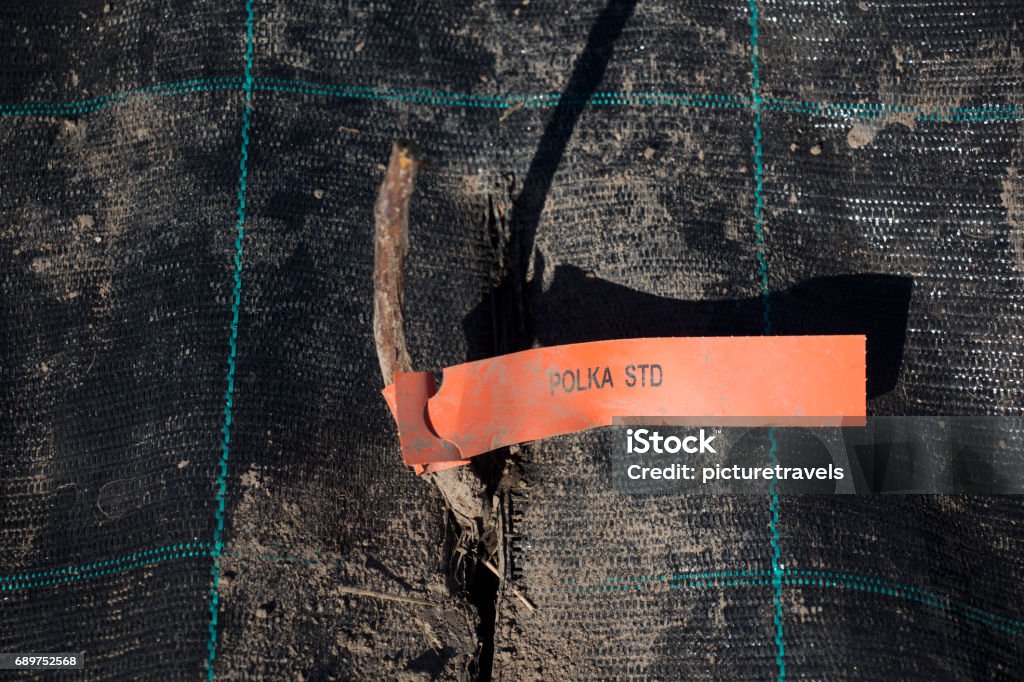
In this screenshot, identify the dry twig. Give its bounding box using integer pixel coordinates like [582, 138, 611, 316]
[371, 140, 489, 532]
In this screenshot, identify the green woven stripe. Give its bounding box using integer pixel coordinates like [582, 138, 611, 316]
[0, 543, 214, 585]
[0, 545, 325, 592]
[0, 77, 243, 117]
[1, 545, 213, 591]
[2, 76, 1021, 122]
[544, 566, 1024, 639]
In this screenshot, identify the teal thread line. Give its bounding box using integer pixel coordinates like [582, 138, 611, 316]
[781, 568, 1024, 635]
[747, 1, 785, 679]
[7, 543, 1024, 641]
[0, 77, 243, 117]
[251, 78, 1024, 121]
[766, 431, 785, 674]
[761, 97, 1024, 122]
[1, 550, 211, 592]
[547, 568, 1024, 640]
[3, 76, 1022, 122]
[206, 1, 255, 679]
[0, 543, 213, 589]
[253, 77, 749, 110]
[0, 546, 326, 593]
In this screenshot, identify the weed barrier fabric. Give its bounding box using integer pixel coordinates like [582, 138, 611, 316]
[1, 1, 1023, 681]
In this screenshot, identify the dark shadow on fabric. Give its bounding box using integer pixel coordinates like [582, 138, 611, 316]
[465, 7, 639, 680]
[496, 0, 639, 351]
[407, 646, 458, 679]
[365, 554, 414, 593]
[725, 429, 838, 494]
[465, 264, 912, 400]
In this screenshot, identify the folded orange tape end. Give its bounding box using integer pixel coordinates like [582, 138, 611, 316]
[383, 335, 866, 473]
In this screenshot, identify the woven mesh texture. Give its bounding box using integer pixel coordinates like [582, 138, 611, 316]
[2, 0, 1024, 680]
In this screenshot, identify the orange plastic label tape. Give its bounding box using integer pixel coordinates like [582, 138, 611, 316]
[383, 335, 865, 473]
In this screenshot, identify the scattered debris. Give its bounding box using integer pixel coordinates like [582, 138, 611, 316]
[337, 585, 439, 608]
[482, 559, 535, 612]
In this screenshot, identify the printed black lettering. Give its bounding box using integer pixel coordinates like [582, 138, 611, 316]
[576, 368, 588, 392]
[563, 369, 576, 392]
[625, 364, 636, 387]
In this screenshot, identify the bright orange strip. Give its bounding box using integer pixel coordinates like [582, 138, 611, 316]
[384, 335, 865, 468]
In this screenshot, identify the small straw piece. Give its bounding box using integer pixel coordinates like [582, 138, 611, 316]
[337, 585, 438, 608]
[482, 558, 537, 612]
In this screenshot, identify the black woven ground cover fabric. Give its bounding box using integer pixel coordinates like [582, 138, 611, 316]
[2, 1, 1024, 680]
